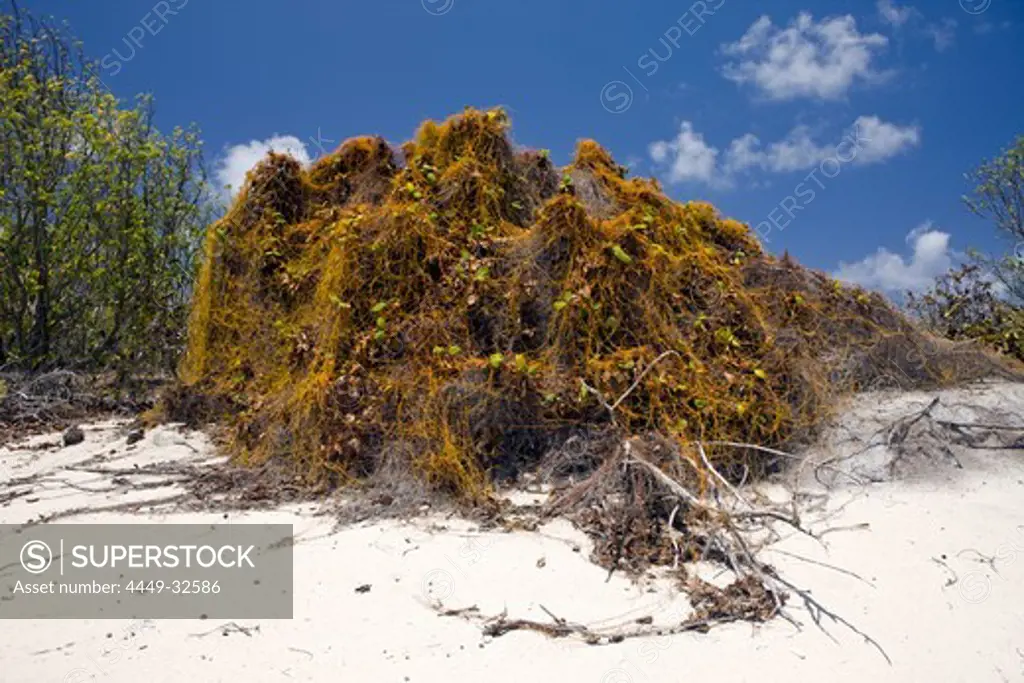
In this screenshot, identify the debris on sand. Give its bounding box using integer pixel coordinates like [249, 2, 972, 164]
[62, 425, 85, 447]
[0, 371, 161, 442]
[126, 427, 145, 445]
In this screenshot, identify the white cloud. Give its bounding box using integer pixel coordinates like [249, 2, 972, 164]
[651, 117, 920, 186]
[722, 134, 762, 174]
[925, 19, 957, 52]
[835, 222, 954, 293]
[648, 122, 723, 186]
[215, 135, 312, 198]
[724, 125, 838, 174]
[849, 115, 920, 165]
[877, 0, 917, 27]
[721, 13, 890, 101]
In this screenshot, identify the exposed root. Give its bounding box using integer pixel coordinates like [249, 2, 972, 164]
[530, 432, 889, 660]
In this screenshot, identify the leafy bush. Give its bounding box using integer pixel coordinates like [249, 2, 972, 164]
[907, 263, 1024, 362]
[0, 3, 210, 372]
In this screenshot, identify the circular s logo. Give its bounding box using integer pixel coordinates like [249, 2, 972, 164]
[600, 81, 633, 114]
[421, 568, 455, 601]
[422, 0, 455, 16]
[601, 669, 634, 683]
[959, 0, 991, 15]
[958, 571, 991, 603]
[21, 540, 53, 574]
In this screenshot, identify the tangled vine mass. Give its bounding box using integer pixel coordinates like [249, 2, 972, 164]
[173, 108, 1012, 500]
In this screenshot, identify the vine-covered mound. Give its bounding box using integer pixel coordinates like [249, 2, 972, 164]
[178, 108, 1008, 497]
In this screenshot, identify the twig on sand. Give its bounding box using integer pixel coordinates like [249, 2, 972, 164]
[434, 599, 757, 646]
[0, 487, 35, 505]
[933, 420, 1024, 433]
[768, 548, 874, 585]
[957, 548, 1001, 574]
[701, 440, 864, 488]
[539, 604, 567, 626]
[817, 522, 871, 539]
[887, 398, 940, 448]
[770, 572, 892, 665]
[931, 556, 959, 587]
[13, 494, 189, 530]
[188, 622, 260, 638]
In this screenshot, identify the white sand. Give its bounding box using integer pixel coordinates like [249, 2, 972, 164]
[2, 384, 1023, 682]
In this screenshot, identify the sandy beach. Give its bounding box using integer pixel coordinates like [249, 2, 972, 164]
[1, 383, 1023, 682]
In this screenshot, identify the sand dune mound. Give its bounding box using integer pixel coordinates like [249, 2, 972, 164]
[175, 107, 1014, 498]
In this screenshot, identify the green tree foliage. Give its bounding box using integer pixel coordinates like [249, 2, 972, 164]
[963, 135, 1024, 302]
[964, 136, 1024, 244]
[909, 137, 1024, 362]
[0, 2, 210, 371]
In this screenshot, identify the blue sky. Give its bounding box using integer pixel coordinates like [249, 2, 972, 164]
[28, 0, 1024, 296]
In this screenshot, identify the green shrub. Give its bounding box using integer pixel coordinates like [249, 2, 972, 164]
[0, 3, 210, 372]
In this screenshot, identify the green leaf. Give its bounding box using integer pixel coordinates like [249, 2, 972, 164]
[610, 244, 633, 265]
[515, 353, 528, 372]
